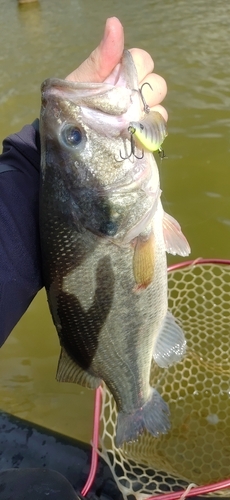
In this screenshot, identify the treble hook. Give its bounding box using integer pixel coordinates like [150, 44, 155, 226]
[139, 82, 153, 114]
[119, 133, 144, 160]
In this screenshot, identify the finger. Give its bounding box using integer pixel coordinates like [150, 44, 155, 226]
[150, 104, 168, 122]
[66, 17, 124, 82]
[140, 73, 167, 107]
[129, 48, 154, 82]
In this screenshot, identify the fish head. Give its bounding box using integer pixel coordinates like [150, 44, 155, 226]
[40, 50, 160, 239]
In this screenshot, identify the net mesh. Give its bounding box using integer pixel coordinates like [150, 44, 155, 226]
[98, 260, 230, 500]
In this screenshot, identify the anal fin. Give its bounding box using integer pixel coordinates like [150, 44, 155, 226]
[56, 347, 101, 389]
[153, 311, 186, 368]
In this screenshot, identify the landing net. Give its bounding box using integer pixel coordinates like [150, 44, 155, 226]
[83, 259, 230, 499]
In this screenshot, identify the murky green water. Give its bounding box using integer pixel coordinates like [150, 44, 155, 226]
[0, 0, 229, 443]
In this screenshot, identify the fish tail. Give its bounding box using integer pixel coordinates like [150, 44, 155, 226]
[115, 388, 170, 448]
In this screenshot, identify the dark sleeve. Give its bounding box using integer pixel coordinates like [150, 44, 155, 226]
[0, 121, 43, 346]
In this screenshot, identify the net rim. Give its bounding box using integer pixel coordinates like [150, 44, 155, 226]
[167, 258, 230, 272]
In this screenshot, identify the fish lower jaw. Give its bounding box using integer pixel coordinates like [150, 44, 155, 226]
[101, 162, 153, 196]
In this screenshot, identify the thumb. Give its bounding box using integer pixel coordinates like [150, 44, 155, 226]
[66, 17, 124, 83]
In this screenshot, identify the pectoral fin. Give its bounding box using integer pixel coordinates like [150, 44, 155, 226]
[153, 311, 186, 368]
[163, 212, 190, 256]
[133, 233, 155, 290]
[56, 347, 101, 389]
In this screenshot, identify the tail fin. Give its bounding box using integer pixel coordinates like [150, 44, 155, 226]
[115, 389, 170, 448]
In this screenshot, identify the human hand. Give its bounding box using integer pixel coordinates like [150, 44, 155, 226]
[66, 17, 167, 121]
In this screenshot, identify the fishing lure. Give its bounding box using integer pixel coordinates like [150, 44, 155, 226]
[128, 111, 168, 157]
[119, 85, 167, 160]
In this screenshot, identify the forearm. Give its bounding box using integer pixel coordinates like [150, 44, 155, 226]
[0, 122, 43, 345]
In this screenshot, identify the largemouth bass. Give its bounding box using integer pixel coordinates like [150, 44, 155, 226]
[39, 50, 190, 447]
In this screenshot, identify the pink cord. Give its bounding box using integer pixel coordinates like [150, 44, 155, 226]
[168, 257, 230, 272]
[146, 477, 230, 500]
[80, 386, 102, 497]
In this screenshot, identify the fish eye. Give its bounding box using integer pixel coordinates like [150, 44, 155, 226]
[62, 125, 83, 147]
